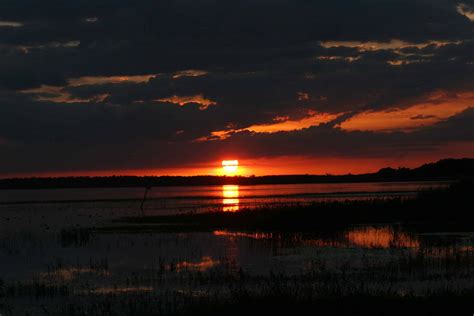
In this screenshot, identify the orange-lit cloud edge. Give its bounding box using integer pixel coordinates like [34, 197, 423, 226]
[341, 91, 474, 132]
[197, 90, 474, 141]
[11, 84, 474, 178]
[4, 89, 474, 178]
[20, 70, 209, 104]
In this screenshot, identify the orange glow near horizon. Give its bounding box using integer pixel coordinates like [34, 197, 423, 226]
[2, 144, 473, 179]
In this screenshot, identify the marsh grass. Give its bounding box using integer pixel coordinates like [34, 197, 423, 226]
[2, 181, 474, 315]
[2, 240, 474, 315]
[114, 181, 474, 233]
[59, 228, 93, 247]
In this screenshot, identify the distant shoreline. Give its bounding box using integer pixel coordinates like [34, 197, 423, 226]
[0, 158, 472, 190]
[0, 176, 457, 191]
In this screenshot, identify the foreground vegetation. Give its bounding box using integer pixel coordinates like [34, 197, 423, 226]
[2, 244, 474, 315]
[1, 181, 473, 315]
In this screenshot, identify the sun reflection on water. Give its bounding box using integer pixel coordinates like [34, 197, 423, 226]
[345, 226, 419, 249]
[92, 287, 153, 294]
[222, 185, 239, 212]
[214, 226, 421, 249]
[172, 256, 220, 272]
[213, 230, 274, 239]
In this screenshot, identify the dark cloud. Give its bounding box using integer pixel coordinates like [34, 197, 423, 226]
[1, 106, 472, 175]
[0, 0, 473, 175]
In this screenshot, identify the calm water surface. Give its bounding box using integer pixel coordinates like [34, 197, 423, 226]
[0, 181, 451, 213]
[1, 181, 473, 315]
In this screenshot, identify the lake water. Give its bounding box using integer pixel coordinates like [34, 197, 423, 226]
[0, 181, 451, 213]
[1, 181, 473, 315]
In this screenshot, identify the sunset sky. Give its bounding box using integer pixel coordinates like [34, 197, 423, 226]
[0, 0, 473, 177]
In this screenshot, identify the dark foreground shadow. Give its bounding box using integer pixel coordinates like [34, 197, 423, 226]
[174, 295, 474, 316]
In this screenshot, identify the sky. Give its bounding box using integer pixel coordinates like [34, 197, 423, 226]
[0, 0, 473, 177]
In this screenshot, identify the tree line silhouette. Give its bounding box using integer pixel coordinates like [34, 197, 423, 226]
[0, 158, 472, 190]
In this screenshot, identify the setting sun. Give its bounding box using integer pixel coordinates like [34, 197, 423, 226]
[222, 160, 239, 175]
